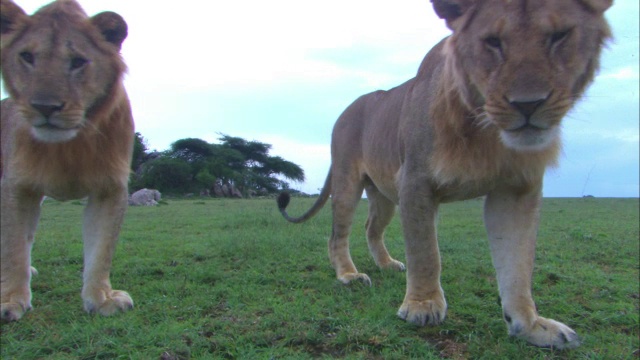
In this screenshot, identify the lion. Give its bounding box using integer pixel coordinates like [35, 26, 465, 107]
[278, 0, 612, 349]
[1, 0, 134, 322]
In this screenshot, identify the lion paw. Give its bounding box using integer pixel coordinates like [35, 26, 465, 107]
[1, 286, 32, 322]
[1, 302, 30, 322]
[509, 316, 580, 349]
[337, 272, 372, 286]
[397, 297, 447, 326]
[378, 259, 406, 272]
[83, 290, 134, 316]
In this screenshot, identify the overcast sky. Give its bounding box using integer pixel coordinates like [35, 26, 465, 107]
[2, 0, 638, 197]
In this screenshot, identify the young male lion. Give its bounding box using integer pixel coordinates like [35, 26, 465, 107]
[278, 0, 612, 349]
[1, 0, 134, 321]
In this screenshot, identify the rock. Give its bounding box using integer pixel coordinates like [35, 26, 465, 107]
[231, 185, 243, 198]
[129, 188, 161, 206]
[213, 184, 224, 197]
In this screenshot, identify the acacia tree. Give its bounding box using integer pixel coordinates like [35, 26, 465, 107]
[135, 134, 305, 196]
[218, 135, 305, 193]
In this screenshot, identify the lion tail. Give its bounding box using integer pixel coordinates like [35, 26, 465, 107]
[277, 169, 332, 224]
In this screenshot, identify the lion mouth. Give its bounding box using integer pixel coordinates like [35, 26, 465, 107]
[500, 124, 559, 151]
[33, 120, 82, 131]
[35, 123, 62, 131]
[504, 123, 550, 133]
[31, 122, 82, 143]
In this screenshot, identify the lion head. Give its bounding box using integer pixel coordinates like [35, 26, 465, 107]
[434, 0, 612, 151]
[0, 0, 128, 143]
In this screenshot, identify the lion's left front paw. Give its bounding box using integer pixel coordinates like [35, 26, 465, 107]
[83, 289, 134, 316]
[510, 316, 580, 349]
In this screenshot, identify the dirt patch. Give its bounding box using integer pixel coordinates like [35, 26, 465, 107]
[434, 338, 468, 359]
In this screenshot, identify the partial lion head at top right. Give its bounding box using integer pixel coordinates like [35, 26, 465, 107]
[434, 0, 612, 152]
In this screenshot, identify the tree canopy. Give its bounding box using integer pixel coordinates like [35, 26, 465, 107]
[131, 134, 304, 196]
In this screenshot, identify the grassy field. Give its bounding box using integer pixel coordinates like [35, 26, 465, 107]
[1, 197, 638, 359]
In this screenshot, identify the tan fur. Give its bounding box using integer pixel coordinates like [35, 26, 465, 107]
[279, 0, 612, 349]
[1, 0, 134, 321]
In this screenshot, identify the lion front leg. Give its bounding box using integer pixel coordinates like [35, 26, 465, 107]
[81, 187, 133, 316]
[396, 186, 447, 326]
[1, 186, 42, 322]
[484, 186, 579, 349]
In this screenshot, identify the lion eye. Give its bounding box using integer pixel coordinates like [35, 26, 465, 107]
[70, 57, 88, 70]
[484, 36, 502, 50]
[550, 29, 571, 45]
[19, 51, 35, 65]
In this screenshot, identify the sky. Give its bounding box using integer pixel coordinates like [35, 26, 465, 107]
[2, 0, 639, 197]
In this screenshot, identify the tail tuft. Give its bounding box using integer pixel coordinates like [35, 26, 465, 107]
[277, 192, 291, 210]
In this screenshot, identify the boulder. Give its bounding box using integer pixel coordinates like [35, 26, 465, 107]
[231, 185, 243, 198]
[213, 184, 224, 197]
[129, 188, 161, 206]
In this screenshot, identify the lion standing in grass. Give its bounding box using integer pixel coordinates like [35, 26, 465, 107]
[278, 0, 612, 349]
[1, 0, 134, 321]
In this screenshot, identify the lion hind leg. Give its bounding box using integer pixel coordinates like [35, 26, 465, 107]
[364, 184, 404, 271]
[329, 174, 371, 286]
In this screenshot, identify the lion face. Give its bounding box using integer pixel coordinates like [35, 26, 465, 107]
[0, 0, 128, 143]
[441, 0, 611, 151]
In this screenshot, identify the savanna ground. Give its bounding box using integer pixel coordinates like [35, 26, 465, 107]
[1, 197, 638, 359]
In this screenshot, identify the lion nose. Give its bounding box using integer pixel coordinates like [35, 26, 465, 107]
[31, 101, 65, 119]
[509, 98, 546, 119]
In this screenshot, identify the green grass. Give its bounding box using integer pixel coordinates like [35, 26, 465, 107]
[1, 197, 638, 359]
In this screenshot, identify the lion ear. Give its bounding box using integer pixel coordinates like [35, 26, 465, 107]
[430, 0, 473, 31]
[0, 0, 28, 36]
[577, 0, 613, 13]
[90, 11, 128, 50]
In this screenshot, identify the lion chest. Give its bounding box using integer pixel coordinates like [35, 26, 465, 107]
[9, 137, 128, 200]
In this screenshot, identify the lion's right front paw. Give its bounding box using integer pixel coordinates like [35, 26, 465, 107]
[397, 296, 447, 326]
[1, 301, 31, 322]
